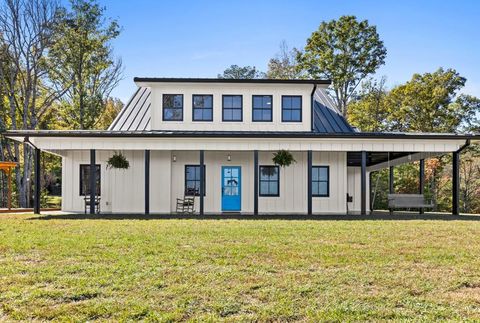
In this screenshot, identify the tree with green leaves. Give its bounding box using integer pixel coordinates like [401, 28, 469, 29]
[48, 0, 123, 130]
[298, 15, 387, 116]
[347, 77, 389, 132]
[266, 41, 303, 79]
[218, 65, 264, 79]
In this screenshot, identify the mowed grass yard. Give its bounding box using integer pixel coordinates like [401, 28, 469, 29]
[1, 214, 480, 321]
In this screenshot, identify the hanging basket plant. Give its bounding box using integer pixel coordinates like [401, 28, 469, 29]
[106, 151, 130, 170]
[272, 149, 296, 167]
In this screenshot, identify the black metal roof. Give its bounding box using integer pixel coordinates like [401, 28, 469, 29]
[134, 77, 331, 85]
[313, 100, 355, 133]
[3, 129, 478, 140]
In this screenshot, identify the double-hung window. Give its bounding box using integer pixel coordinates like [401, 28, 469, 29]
[222, 95, 242, 121]
[185, 165, 206, 196]
[163, 94, 183, 121]
[193, 95, 213, 121]
[259, 166, 279, 196]
[282, 95, 302, 122]
[312, 166, 329, 197]
[80, 164, 101, 196]
[252, 95, 272, 122]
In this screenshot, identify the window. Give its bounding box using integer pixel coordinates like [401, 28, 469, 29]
[312, 166, 329, 197]
[80, 164, 101, 196]
[259, 166, 279, 196]
[282, 95, 302, 122]
[222, 95, 242, 121]
[193, 95, 213, 121]
[163, 94, 183, 121]
[252, 95, 272, 122]
[185, 165, 206, 196]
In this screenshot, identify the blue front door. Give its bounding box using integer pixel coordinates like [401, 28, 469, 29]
[222, 166, 241, 211]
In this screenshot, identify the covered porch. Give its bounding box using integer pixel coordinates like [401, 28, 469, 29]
[3, 130, 477, 216]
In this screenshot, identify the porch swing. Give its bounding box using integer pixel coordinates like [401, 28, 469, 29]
[370, 154, 434, 213]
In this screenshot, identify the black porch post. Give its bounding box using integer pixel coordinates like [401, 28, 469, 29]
[145, 150, 150, 214]
[34, 148, 41, 214]
[199, 150, 204, 215]
[452, 151, 460, 215]
[369, 172, 373, 212]
[89, 149, 96, 214]
[361, 151, 367, 216]
[389, 161, 394, 215]
[419, 159, 425, 214]
[307, 150, 312, 215]
[254, 150, 258, 215]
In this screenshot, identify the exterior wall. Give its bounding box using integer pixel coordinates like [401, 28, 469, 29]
[147, 82, 318, 132]
[62, 149, 350, 214]
[62, 150, 150, 213]
[347, 167, 370, 213]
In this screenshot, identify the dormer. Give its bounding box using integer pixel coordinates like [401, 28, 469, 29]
[109, 78, 354, 134]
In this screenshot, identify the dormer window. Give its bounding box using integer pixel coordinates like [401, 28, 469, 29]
[282, 95, 302, 122]
[192, 95, 213, 121]
[222, 95, 243, 121]
[163, 94, 183, 121]
[252, 95, 273, 122]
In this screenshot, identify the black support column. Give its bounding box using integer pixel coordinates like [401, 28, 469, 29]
[307, 150, 312, 215]
[34, 148, 41, 214]
[361, 151, 367, 216]
[199, 150, 204, 215]
[89, 149, 96, 214]
[419, 159, 425, 214]
[452, 151, 460, 215]
[253, 150, 258, 215]
[145, 150, 150, 215]
[389, 164, 394, 215]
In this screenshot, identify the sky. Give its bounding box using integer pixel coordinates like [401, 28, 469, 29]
[89, 0, 480, 103]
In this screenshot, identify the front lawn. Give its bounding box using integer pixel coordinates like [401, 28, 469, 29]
[0, 214, 479, 321]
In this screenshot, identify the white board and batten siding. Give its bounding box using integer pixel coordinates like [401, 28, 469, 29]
[62, 150, 350, 214]
[145, 82, 317, 132]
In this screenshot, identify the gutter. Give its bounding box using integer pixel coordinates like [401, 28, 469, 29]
[456, 139, 471, 153]
[310, 84, 317, 131]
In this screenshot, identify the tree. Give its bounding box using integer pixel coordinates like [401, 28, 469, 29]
[95, 98, 123, 129]
[218, 65, 264, 79]
[266, 41, 303, 79]
[48, 0, 122, 130]
[298, 15, 387, 116]
[0, 0, 64, 207]
[386, 68, 468, 132]
[348, 77, 389, 132]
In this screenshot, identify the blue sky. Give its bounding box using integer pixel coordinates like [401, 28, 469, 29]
[93, 0, 480, 102]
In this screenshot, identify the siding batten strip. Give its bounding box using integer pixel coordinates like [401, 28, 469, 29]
[361, 151, 367, 216]
[145, 150, 150, 214]
[89, 149, 96, 214]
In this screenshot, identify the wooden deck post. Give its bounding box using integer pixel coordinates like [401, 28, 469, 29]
[7, 169, 12, 210]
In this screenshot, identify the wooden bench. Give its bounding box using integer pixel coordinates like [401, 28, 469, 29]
[388, 194, 434, 210]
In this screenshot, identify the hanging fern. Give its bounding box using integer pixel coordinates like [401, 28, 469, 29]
[106, 152, 130, 170]
[272, 150, 296, 167]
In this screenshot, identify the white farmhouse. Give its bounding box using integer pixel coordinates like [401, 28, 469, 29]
[4, 78, 478, 215]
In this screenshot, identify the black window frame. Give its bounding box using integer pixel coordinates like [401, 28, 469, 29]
[184, 165, 206, 196]
[162, 94, 184, 121]
[79, 164, 101, 196]
[192, 94, 213, 122]
[259, 165, 280, 197]
[222, 95, 243, 122]
[252, 95, 273, 122]
[281, 95, 302, 122]
[312, 166, 329, 197]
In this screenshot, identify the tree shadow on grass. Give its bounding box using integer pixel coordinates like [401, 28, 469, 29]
[29, 211, 480, 221]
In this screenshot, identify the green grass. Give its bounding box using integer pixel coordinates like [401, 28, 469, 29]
[1, 214, 480, 321]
